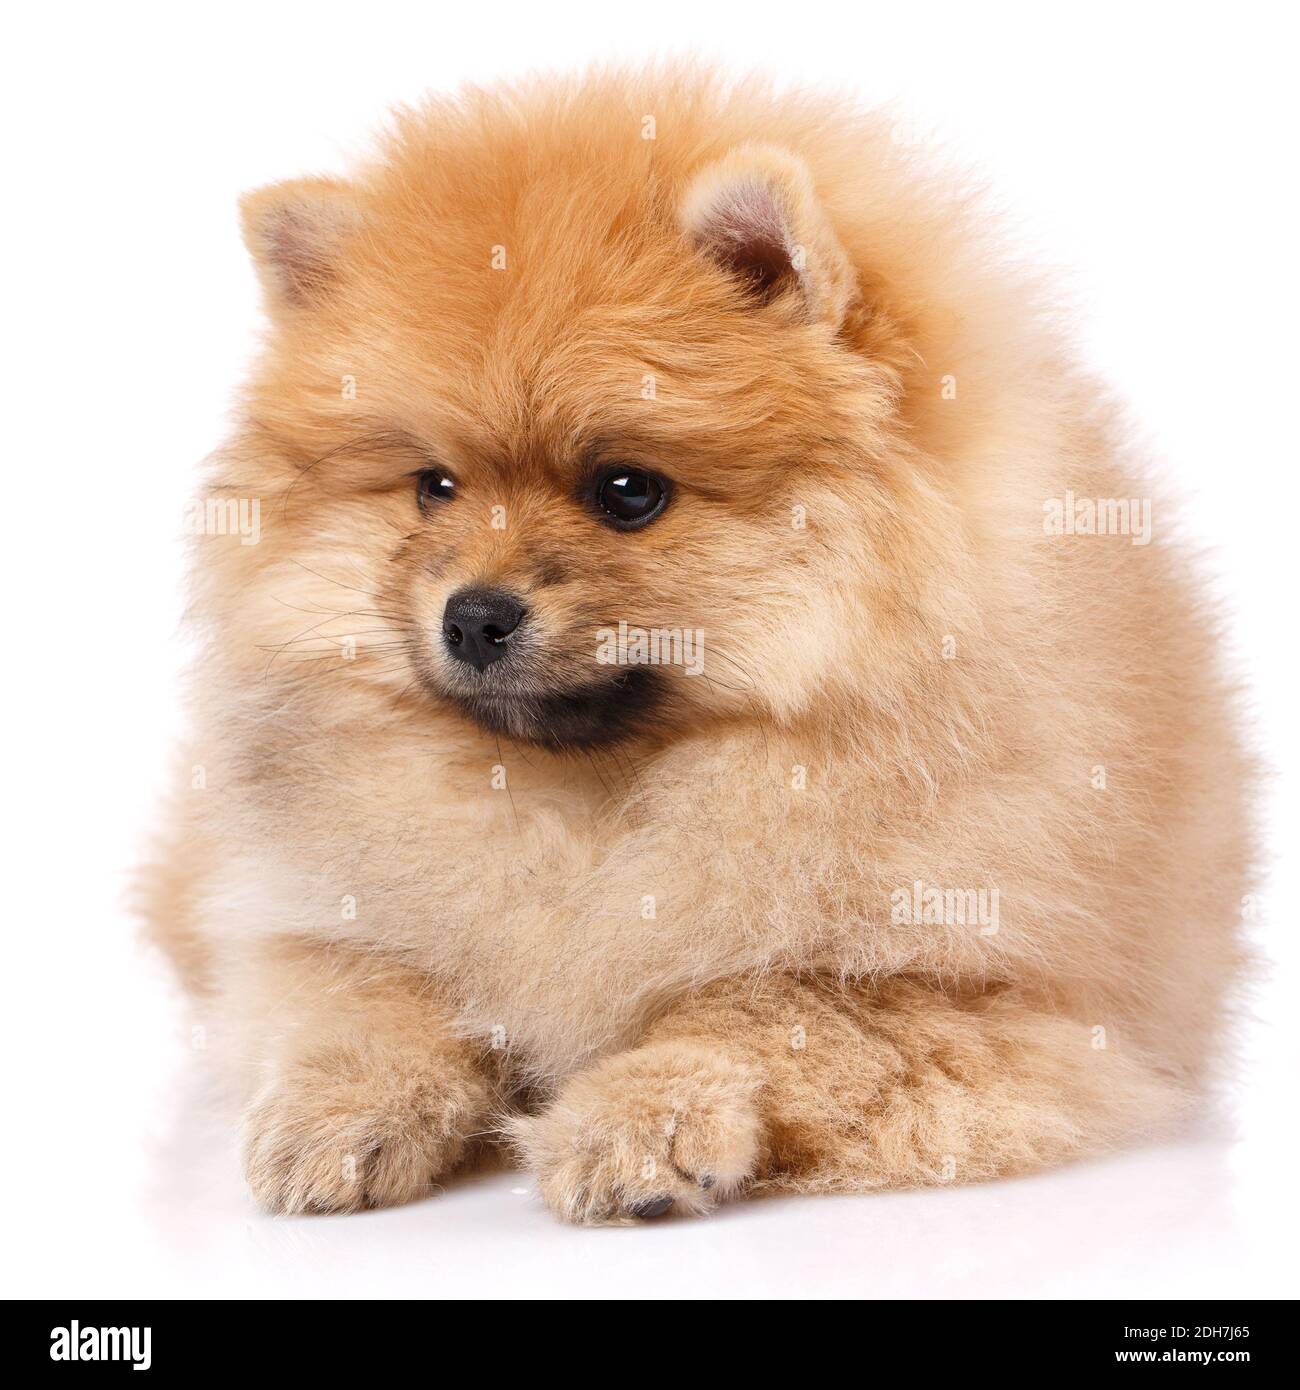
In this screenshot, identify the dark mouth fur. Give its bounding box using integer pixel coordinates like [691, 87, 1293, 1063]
[440, 666, 664, 750]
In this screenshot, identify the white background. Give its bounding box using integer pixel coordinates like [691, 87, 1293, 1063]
[3, 0, 1297, 1299]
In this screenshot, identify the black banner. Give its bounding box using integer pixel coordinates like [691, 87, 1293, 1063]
[8, 1300, 1281, 1372]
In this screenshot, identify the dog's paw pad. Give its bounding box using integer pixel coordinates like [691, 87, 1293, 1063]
[625, 1194, 675, 1219]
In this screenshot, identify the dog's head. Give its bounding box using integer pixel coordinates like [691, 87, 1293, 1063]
[222, 81, 965, 753]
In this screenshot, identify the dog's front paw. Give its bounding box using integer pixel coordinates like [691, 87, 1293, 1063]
[242, 1037, 484, 1214]
[512, 1042, 764, 1224]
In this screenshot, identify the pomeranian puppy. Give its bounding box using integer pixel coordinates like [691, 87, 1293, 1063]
[141, 68, 1252, 1222]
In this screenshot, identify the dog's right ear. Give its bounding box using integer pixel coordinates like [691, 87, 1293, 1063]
[239, 177, 364, 311]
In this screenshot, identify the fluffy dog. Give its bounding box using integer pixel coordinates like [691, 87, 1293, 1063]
[141, 68, 1252, 1222]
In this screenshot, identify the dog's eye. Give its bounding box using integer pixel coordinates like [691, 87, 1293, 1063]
[595, 469, 669, 529]
[416, 470, 456, 509]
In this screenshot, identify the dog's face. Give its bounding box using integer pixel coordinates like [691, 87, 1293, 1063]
[231, 123, 923, 752]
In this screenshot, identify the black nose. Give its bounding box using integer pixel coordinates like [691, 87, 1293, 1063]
[442, 588, 526, 671]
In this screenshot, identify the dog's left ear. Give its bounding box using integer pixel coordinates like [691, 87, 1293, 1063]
[680, 145, 857, 328]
